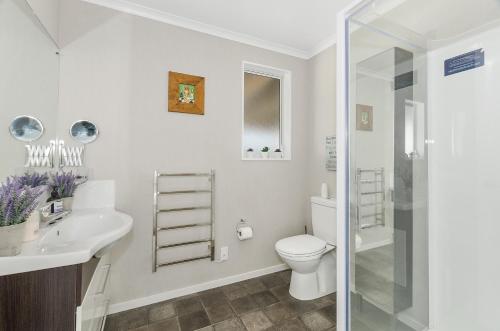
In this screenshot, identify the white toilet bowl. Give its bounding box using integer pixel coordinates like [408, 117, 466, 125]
[275, 234, 336, 300]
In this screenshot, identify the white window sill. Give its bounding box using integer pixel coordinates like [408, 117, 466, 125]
[242, 158, 291, 161]
[242, 152, 290, 161]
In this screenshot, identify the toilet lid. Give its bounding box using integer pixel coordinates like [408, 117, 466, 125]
[275, 234, 326, 256]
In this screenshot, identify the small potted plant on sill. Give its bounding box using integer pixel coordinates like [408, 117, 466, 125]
[0, 178, 44, 256]
[246, 148, 255, 159]
[12, 172, 49, 242]
[48, 171, 79, 211]
[270, 148, 283, 159]
[261, 146, 270, 159]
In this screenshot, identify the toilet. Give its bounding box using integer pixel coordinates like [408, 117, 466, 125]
[275, 196, 336, 300]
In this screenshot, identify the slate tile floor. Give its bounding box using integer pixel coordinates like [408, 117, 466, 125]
[105, 270, 337, 331]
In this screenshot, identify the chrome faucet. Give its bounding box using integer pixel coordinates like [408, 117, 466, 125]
[40, 201, 71, 225]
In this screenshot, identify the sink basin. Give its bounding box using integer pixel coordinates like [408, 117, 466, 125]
[39, 210, 131, 253]
[0, 208, 133, 276]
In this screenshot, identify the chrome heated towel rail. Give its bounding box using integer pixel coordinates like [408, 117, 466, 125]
[153, 170, 215, 272]
[356, 168, 386, 232]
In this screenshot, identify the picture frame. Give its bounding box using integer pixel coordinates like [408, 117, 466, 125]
[356, 104, 373, 131]
[168, 71, 205, 115]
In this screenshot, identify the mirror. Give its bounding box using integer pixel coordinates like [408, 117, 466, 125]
[9, 116, 44, 142]
[0, 0, 60, 179]
[70, 120, 99, 144]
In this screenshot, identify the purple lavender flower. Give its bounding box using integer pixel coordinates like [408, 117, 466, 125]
[49, 171, 79, 201]
[14, 172, 49, 188]
[0, 178, 44, 227]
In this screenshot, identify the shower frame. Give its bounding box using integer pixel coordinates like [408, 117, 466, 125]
[336, 1, 431, 331]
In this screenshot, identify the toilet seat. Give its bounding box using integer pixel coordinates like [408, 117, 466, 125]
[275, 234, 326, 258]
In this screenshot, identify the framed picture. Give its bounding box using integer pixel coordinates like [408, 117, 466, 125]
[168, 71, 205, 115]
[356, 104, 373, 131]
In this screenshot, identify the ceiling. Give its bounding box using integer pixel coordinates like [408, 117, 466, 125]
[82, 0, 353, 59]
[382, 0, 500, 41]
[353, 0, 500, 46]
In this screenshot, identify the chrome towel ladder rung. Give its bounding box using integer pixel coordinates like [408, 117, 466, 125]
[157, 173, 212, 177]
[158, 190, 211, 195]
[158, 222, 212, 231]
[356, 168, 386, 232]
[153, 170, 215, 272]
[157, 206, 211, 213]
[361, 191, 384, 195]
[157, 255, 212, 268]
[158, 239, 212, 249]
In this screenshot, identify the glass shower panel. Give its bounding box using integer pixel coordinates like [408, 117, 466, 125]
[347, 11, 429, 331]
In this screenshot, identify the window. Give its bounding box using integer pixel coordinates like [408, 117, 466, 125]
[242, 62, 291, 160]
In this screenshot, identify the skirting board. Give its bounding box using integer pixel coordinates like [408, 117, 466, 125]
[356, 238, 393, 253]
[108, 263, 289, 314]
[396, 311, 428, 331]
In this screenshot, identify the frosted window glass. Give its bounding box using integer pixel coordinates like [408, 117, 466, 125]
[243, 72, 281, 151]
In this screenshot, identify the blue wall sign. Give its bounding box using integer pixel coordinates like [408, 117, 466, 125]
[444, 49, 484, 76]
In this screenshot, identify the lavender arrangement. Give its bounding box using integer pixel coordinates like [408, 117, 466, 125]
[0, 178, 44, 227]
[14, 172, 49, 188]
[48, 171, 79, 201]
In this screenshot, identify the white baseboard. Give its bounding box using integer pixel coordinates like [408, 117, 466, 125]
[356, 238, 393, 253]
[108, 263, 289, 314]
[397, 311, 428, 331]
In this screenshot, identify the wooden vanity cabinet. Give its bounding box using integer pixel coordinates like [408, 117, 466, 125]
[0, 254, 111, 331]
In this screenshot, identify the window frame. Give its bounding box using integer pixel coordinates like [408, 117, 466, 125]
[241, 61, 292, 161]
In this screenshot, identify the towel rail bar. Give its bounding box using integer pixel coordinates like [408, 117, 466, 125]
[158, 190, 211, 195]
[153, 170, 215, 272]
[361, 213, 383, 218]
[157, 206, 211, 213]
[158, 239, 212, 249]
[157, 255, 212, 268]
[361, 191, 384, 195]
[158, 223, 211, 231]
[356, 168, 386, 232]
[157, 173, 211, 177]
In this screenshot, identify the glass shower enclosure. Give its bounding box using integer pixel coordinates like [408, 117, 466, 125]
[336, 0, 500, 330]
[347, 9, 429, 331]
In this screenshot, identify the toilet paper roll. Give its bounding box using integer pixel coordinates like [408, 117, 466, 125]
[237, 226, 253, 240]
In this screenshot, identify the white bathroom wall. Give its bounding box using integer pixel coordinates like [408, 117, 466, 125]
[354, 75, 393, 173]
[307, 45, 337, 229]
[58, 0, 310, 309]
[26, 0, 60, 44]
[428, 25, 500, 331]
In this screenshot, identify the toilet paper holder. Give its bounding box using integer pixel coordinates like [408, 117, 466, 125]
[236, 219, 253, 235]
